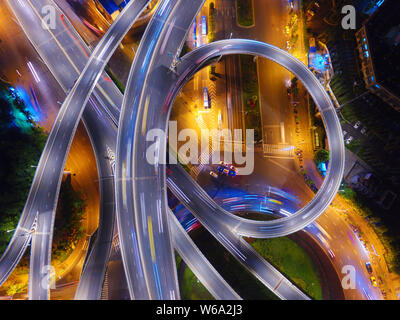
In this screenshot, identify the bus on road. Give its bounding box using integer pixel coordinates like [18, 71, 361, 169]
[201, 16, 207, 35]
[203, 87, 210, 108]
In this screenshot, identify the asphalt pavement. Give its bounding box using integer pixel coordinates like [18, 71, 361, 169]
[1, 0, 346, 301]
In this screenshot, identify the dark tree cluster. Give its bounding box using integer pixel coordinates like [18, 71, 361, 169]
[0, 82, 47, 254]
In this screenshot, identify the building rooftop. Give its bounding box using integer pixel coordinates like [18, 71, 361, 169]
[364, 0, 400, 97]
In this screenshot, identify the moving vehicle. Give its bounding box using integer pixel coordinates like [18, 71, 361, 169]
[193, 18, 197, 40]
[345, 136, 354, 144]
[365, 262, 373, 274]
[327, 248, 335, 259]
[83, 19, 104, 37]
[209, 171, 218, 178]
[267, 198, 283, 205]
[203, 87, 210, 108]
[201, 16, 207, 36]
[217, 165, 236, 177]
[370, 276, 378, 287]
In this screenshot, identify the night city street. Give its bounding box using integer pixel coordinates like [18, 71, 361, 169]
[0, 0, 399, 313]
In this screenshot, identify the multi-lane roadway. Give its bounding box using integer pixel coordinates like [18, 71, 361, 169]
[2, 0, 147, 299]
[0, 0, 346, 301]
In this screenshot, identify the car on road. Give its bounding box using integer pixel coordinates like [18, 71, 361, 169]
[370, 276, 378, 287]
[345, 136, 354, 144]
[361, 127, 367, 135]
[203, 87, 210, 109]
[227, 164, 237, 172]
[354, 121, 362, 129]
[222, 167, 230, 175]
[365, 262, 373, 274]
[307, 9, 315, 17]
[209, 171, 218, 179]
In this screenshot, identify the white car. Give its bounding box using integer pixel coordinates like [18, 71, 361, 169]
[354, 121, 362, 129]
[210, 171, 218, 178]
[343, 130, 347, 137]
[345, 136, 354, 144]
[361, 127, 367, 135]
[228, 165, 237, 172]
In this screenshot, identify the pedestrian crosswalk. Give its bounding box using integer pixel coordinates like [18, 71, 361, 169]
[216, 6, 235, 17]
[263, 143, 295, 159]
[208, 80, 217, 108]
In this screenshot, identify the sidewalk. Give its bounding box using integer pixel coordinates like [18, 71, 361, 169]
[332, 196, 398, 300]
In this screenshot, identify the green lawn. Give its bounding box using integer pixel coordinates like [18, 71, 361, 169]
[180, 264, 214, 300]
[52, 176, 86, 263]
[176, 252, 214, 300]
[236, 0, 254, 27]
[250, 237, 323, 299]
[190, 229, 279, 300]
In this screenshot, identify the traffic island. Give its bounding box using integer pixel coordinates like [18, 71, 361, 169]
[208, 2, 216, 43]
[51, 175, 86, 264]
[189, 227, 279, 300]
[246, 236, 324, 299]
[245, 225, 346, 300]
[235, 0, 255, 28]
[240, 55, 262, 142]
